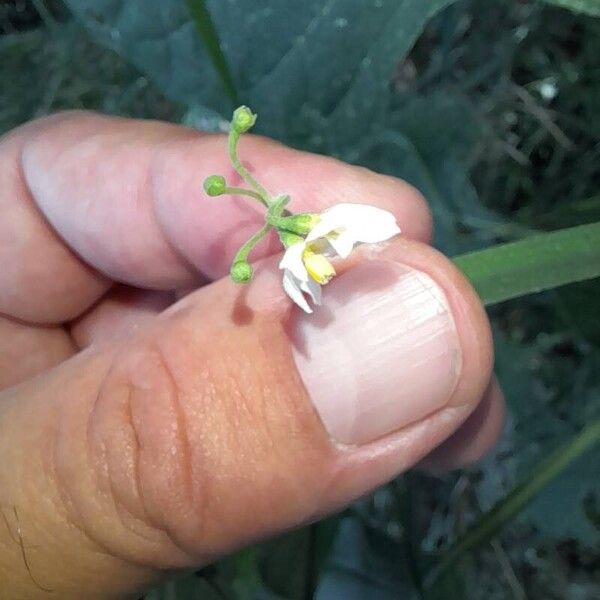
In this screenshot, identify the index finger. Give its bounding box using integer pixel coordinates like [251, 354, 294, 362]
[0, 111, 432, 324]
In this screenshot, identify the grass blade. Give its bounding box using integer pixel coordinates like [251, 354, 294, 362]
[425, 418, 600, 592]
[453, 221, 600, 305]
[185, 0, 239, 105]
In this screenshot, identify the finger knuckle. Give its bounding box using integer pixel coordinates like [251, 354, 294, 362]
[80, 339, 206, 568]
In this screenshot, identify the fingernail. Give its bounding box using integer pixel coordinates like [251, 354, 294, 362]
[292, 260, 462, 445]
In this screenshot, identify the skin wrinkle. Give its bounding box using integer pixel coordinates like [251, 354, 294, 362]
[123, 389, 145, 526]
[152, 322, 221, 560]
[101, 388, 170, 548]
[97, 344, 200, 566]
[43, 348, 190, 571]
[95, 357, 148, 527]
[101, 376, 161, 533]
[47, 367, 139, 567]
[150, 343, 196, 540]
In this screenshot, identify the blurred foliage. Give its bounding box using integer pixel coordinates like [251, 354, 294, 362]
[542, 0, 600, 16]
[1, 0, 599, 598]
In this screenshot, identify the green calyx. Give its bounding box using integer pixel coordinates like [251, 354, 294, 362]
[278, 230, 305, 248]
[202, 106, 311, 284]
[270, 213, 320, 236]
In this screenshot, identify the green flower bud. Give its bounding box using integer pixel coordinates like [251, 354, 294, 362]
[279, 230, 305, 248]
[230, 260, 253, 283]
[275, 213, 320, 236]
[203, 175, 227, 196]
[232, 106, 257, 134]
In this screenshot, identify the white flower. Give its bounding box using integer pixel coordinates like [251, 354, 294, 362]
[279, 203, 400, 313]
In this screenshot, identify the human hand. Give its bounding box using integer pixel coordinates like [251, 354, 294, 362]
[0, 112, 504, 598]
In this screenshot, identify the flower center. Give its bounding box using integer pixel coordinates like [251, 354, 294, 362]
[303, 248, 336, 284]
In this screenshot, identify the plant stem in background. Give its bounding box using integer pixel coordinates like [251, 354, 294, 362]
[424, 418, 600, 592]
[453, 221, 600, 306]
[185, 0, 239, 105]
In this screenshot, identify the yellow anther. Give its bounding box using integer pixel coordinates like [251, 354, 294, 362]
[303, 248, 336, 284]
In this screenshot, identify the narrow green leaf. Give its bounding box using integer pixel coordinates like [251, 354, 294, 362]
[542, 0, 600, 17]
[185, 0, 239, 105]
[453, 221, 600, 306]
[425, 418, 600, 592]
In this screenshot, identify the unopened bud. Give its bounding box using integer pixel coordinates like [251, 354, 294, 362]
[230, 260, 253, 283]
[232, 106, 257, 134]
[203, 175, 227, 196]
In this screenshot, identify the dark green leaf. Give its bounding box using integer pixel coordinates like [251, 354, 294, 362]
[389, 91, 483, 165]
[64, 0, 458, 142]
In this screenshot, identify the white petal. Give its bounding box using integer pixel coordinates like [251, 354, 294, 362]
[353, 218, 400, 245]
[282, 270, 313, 313]
[306, 203, 400, 247]
[326, 232, 355, 258]
[279, 241, 308, 282]
[301, 277, 322, 305]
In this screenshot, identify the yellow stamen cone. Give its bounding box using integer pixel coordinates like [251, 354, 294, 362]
[303, 249, 336, 284]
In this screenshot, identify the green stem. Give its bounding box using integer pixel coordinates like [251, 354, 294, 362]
[222, 186, 268, 207]
[232, 223, 273, 265]
[424, 418, 600, 591]
[229, 130, 272, 204]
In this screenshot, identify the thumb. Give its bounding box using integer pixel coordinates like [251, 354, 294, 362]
[0, 238, 492, 598]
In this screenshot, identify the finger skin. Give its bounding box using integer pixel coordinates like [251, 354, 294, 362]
[0, 117, 111, 325]
[0, 111, 431, 324]
[419, 377, 506, 474]
[70, 286, 175, 348]
[0, 237, 492, 598]
[0, 289, 173, 391]
[0, 316, 75, 390]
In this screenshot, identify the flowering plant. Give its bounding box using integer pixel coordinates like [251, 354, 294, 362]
[204, 107, 400, 312]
